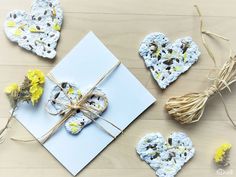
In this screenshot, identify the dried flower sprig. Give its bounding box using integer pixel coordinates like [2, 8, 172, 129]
[0, 69, 45, 142]
[214, 143, 232, 167]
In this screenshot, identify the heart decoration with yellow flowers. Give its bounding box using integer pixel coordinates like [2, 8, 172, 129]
[139, 33, 200, 89]
[4, 0, 63, 59]
[46, 82, 108, 135]
[136, 132, 195, 177]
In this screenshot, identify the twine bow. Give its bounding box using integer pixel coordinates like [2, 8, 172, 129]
[40, 61, 122, 144]
[165, 5, 236, 127]
[12, 61, 122, 144]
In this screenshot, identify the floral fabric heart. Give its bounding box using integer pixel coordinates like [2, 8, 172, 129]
[4, 0, 63, 59]
[136, 132, 195, 177]
[139, 33, 200, 89]
[46, 82, 108, 135]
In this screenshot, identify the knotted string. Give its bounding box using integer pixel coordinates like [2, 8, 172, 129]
[12, 61, 123, 143]
[165, 5, 236, 127]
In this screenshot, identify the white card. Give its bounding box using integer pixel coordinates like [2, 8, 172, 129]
[14, 32, 156, 175]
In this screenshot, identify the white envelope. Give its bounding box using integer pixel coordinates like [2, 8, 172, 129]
[15, 32, 156, 176]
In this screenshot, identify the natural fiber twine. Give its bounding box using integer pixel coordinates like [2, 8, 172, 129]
[11, 61, 122, 143]
[165, 5, 236, 127]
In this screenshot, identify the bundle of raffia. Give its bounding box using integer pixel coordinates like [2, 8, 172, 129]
[165, 5, 236, 127]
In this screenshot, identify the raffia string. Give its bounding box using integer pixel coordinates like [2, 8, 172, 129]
[165, 5, 236, 127]
[194, 5, 229, 68]
[12, 61, 123, 144]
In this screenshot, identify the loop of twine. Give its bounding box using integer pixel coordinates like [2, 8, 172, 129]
[11, 61, 123, 144]
[165, 5, 236, 128]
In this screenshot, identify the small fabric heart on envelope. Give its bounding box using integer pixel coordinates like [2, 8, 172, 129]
[46, 82, 108, 135]
[136, 132, 195, 177]
[139, 33, 200, 89]
[4, 0, 63, 59]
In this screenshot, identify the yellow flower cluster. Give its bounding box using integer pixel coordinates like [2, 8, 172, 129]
[4, 83, 20, 94]
[27, 69, 45, 84]
[29, 84, 44, 105]
[214, 143, 232, 164]
[27, 69, 45, 105]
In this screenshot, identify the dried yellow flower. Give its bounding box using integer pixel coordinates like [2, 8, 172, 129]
[26, 69, 45, 105]
[4, 83, 20, 94]
[27, 69, 45, 84]
[30, 84, 43, 105]
[2, 69, 45, 141]
[5, 69, 45, 106]
[214, 143, 232, 166]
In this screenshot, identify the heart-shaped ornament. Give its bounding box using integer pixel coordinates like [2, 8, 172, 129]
[139, 33, 200, 89]
[46, 82, 108, 135]
[4, 0, 63, 59]
[136, 132, 195, 177]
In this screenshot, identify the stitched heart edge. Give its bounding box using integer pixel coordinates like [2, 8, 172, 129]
[136, 132, 195, 177]
[139, 33, 201, 89]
